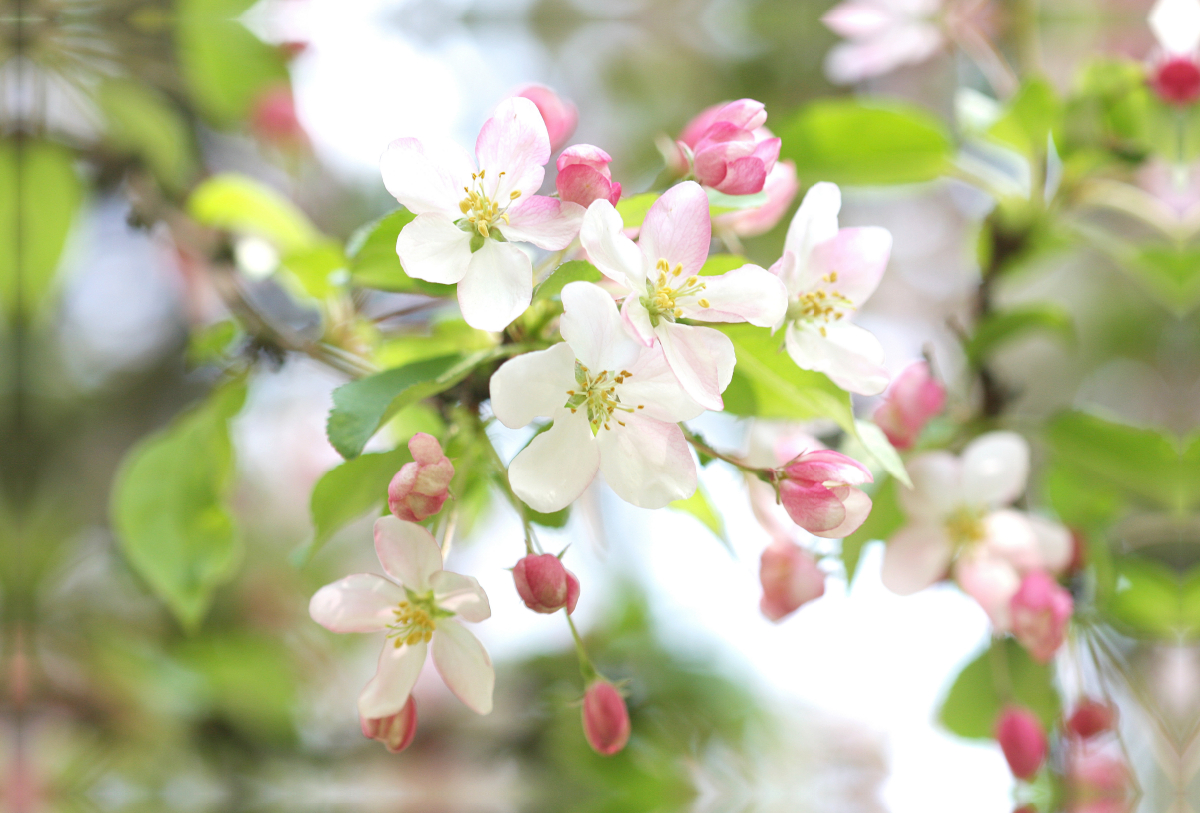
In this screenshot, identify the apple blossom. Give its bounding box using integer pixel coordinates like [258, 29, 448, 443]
[489, 280, 705, 513]
[713, 160, 799, 238]
[1149, 0, 1200, 103]
[996, 705, 1048, 780]
[759, 540, 826, 622]
[513, 553, 580, 614]
[1066, 745, 1132, 813]
[822, 0, 944, 84]
[360, 696, 417, 753]
[1067, 699, 1117, 740]
[582, 679, 631, 755]
[388, 433, 454, 522]
[1009, 570, 1073, 664]
[579, 181, 788, 410]
[880, 431, 1073, 629]
[309, 516, 494, 718]
[556, 145, 621, 208]
[778, 449, 874, 538]
[675, 99, 782, 195]
[513, 84, 578, 153]
[771, 182, 893, 396]
[873, 360, 946, 449]
[381, 97, 585, 331]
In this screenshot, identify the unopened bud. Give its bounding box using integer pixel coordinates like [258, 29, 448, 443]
[759, 540, 825, 622]
[360, 696, 417, 753]
[1009, 570, 1072, 664]
[1152, 55, 1200, 105]
[582, 680, 630, 756]
[778, 450, 873, 538]
[513, 84, 578, 153]
[388, 433, 454, 522]
[1066, 698, 1117, 740]
[556, 144, 622, 207]
[996, 705, 1047, 780]
[513, 553, 579, 614]
[872, 360, 945, 449]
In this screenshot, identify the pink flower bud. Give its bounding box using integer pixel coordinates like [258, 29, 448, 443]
[388, 433, 454, 522]
[582, 680, 630, 756]
[677, 99, 779, 195]
[996, 706, 1047, 780]
[512, 553, 580, 614]
[1009, 570, 1073, 664]
[872, 361, 946, 449]
[360, 696, 417, 753]
[759, 540, 825, 622]
[713, 160, 799, 237]
[1066, 699, 1117, 740]
[556, 145, 622, 207]
[513, 84, 578, 153]
[1152, 55, 1200, 105]
[778, 450, 873, 538]
[250, 86, 308, 148]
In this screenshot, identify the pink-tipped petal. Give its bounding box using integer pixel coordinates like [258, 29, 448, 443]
[395, 213, 474, 284]
[475, 97, 550, 201]
[560, 281, 641, 373]
[556, 164, 620, 208]
[374, 516, 444, 592]
[309, 573, 406, 633]
[457, 239, 533, 332]
[783, 182, 841, 282]
[711, 155, 769, 195]
[503, 195, 585, 250]
[807, 226, 892, 305]
[785, 321, 889, 396]
[656, 322, 735, 411]
[431, 619, 495, 715]
[639, 181, 712, 277]
[822, 1, 894, 38]
[759, 540, 826, 621]
[557, 144, 613, 176]
[430, 570, 492, 623]
[358, 639, 428, 720]
[779, 479, 847, 534]
[813, 485, 872, 538]
[618, 343, 708, 423]
[514, 84, 578, 153]
[714, 160, 799, 238]
[955, 550, 1021, 630]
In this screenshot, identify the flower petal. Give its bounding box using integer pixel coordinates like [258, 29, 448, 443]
[954, 551, 1021, 631]
[784, 320, 888, 395]
[900, 451, 963, 521]
[979, 509, 1041, 572]
[807, 226, 892, 306]
[457, 239, 533, 332]
[1028, 516, 1073, 574]
[961, 431, 1029, 508]
[656, 322, 735, 411]
[395, 213, 473, 284]
[639, 181, 711, 278]
[430, 570, 491, 623]
[475, 97, 550, 201]
[508, 410, 600, 513]
[880, 523, 953, 595]
[595, 415, 696, 508]
[357, 639, 428, 720]
[380, 137, 474, 217]
[580, 199, 644, 288]
[431, 619, 494, 715]
[374, 516, 443, 592]
[683, 264, 788, 327]
[503, 196, 585, 250]
[620, 296, 657, 346]
[309, 573, 405, 633]
[824, 23, 943, 85]
[489, 342, 577, 428]
[813, 485, 872, 539]
[712, 155, 769, 196]
[782, 182, 841, 292]
[618, 345, 706, 423]
[560, 281, 641, 372]
[779, 479, 847, 534]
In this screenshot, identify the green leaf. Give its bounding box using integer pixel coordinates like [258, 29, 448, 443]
[716, 324, 856, 436]
[987, 77, 1061, 157]
[780, 99, 953, 186]
[699, 254, 750, 276]
[187, 320, 240, 367]
[98, 79, 196, 190]
[534, 260, 603, 301]
[374, 319, 497, 369]
[616, 192, 658, 228]
[110, 381, 247, 630]
[670, 485, 732, 554]
[347, 208, 454, 296]
[0, 141, 84, 318]
[1107, 556, 1185, 637]
[281, 241, 347, 298]
[529, 505, 571, 528]
[841, 476, 902, 584]
[966, 304, 1074, 368]
[938, 638, 1060, 739]
[188, 173, 319, 253]
[851, 420, 911, 487]
[1126, 246, 1200, 316]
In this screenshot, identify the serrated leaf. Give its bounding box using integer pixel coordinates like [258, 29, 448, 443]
[670, 485, 732, 554]
[938, 637, 1060, 739]
[616, 192, 658, 228]
[841, 476, 902, 584]
[534, 260, 602, 301]
[966, 304, 1074, 368]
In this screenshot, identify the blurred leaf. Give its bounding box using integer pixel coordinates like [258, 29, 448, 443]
[987, 77, 1061, 157]
[301, 447, 413, 564]
[186, 319, 240, 367]
[534, 260, 602, 301]
[374, 319, 496, 369]
[841, 476, 901, 584]
[966, 304, 1075, 368]
[529, 505, 571, 528]
[939, 638, 1060, 739]
[110, 381, 247, 630]
[780, 99, 953, 186]
[717, 324, 855, 436]
[1044, 463, 1123, 531]
[97, 78, 196, 190]
[706, 187, 767, 215]
[852, 420, 911, 487]
[188, 173, 319, 252]
[348, 208, 455, 297]
[281, 241, 346, 298]
[1126, 246, 1200, 316]
[699, 254, 750, 276]
[670, 485, 731, 554]
[0, 141, 84, 317]
[616, 192, 658, 228]
[1107, 557, 1183, 637]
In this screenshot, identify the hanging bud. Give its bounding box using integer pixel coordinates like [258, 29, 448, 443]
[1009, 570, 1073, 664]
[388, 433, 455, 522]
[759, 540, 826, 622]
[582, 680, 630, 756]
[360, 696, 417, 753]
[513, 84, 578, 153]
[778, 450, 873, 538]
[996, 706, 1048, 780]
[1066, 698, 1117, 740]
[556, 145, 622, 207]
[512, 553, 580, 614]
[872, 360, 946, 450]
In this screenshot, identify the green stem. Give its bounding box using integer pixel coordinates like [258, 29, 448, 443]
[682, 427, 773, 478]
[479, 421, 542, 554]
[567, 614, 598, 683]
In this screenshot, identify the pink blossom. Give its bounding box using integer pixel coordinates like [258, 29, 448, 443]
[513, 84, 578, 153]
[872, 360, 945, 449]
[995, 705, 1047, 780]
[360, 696, 417, 753]
[251, 86, 308, 148]
[556, 145, 621, 208]
[1152, 55, 1200, 103]
[1148, 0, 1200, 104]
[676, 99, 781, 195]
[821, 0, 944, 84]
[1009, 570, 1073, 663]
[512, 553, 580, 614]
[388, 433, 454, 522]
[1067, 699, 1117, 740]
[1066, 745, 1132, 812]
[582, 680, 631, 755]
[713, 160, 799, 238]
[759, 540, 826, 621]
[778, 450, 874, 538]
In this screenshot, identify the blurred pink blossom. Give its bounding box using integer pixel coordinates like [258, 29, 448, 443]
[872, 360, 946, 449]
[1009, 570, 1073, 663]
[996, 705, 1047, 780]
[713, 160, 799, 238]
[360, 696, 418, 753]
[759, 539, 827, 621]
[582, 680, 631, 755]
[512, 553, 580, 614]
[822, 0, 945, 84]
[675, 99, 781, 195]
[513, 84, 578, 153]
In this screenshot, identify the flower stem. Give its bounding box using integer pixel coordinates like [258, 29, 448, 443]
[479, 421, 542, 555]
[566, 613, 598, 683]
[682, 427, 773, 480]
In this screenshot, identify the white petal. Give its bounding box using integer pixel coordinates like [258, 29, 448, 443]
[475, 97, 550, 201]
[618, 345, 706, 423]
[596, 414, 697, 509]
[395, 213, 473, 284]
[961, 431, 1029, 508]
[309, 574, 405, 633]
[954, 551, 1020, 631]
[432, 619, 495, 714]
[880, 523, 953, 595]
[899, 451, 963, 521]
[380, 137, 474, 216]
[1150, 0, 1200, 54]
[508, 410, 601, 513]
[784, 320, 888, 396]
[579, 199, 644, 288]
[431, 570, 492, 623]
[560, 281, 641, 372]
[1028, 515, 1074, 574]
[782, 182, 841, 292]
[978, 509, 1041, 572]
[684, 264, 788, 327]
[374, 516, 443, 592]
[620, 295, 657, 346]
[489, 342, 577, 428]
[357, 639, 428, 719]
[657, 322, 735, 412]
[457, 239, 533, 332]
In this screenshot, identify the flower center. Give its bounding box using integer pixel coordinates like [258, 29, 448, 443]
[387, 594, 438, 648]
[458, 169, 521, 239]
[640, 258, 710, 327]
[944, 507, 987, 550]
[787, 272, 854, 337]
[564, 361, 644, 434]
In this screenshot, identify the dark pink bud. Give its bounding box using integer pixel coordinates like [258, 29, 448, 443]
[1152, 55, 1200, 105]
[1066, 698, 1117, 740]
[996, 706, 1047, 780]
[872, 361, 946, 449]
[556, 144, 621, 207]
[778, 450, 873, 538]
[250, 86, 308, 147]
[388, 433, 454, 523]
[514, 84, 578, 153]
[513, 553, 579, 614]
[759, 540, 825, 622]
[1010, 571, 1073, 664]
[360, 696, 417, 753]
[678, 99, 778, 196]
[582, 680, 630, 756]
